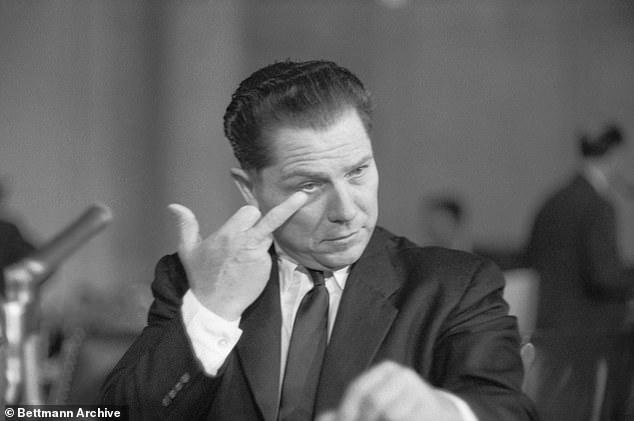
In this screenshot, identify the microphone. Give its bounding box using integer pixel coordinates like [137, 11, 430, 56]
[1, 204, 112, 405]
[4, 204, 113, 292]
[32, 204, 112, 283]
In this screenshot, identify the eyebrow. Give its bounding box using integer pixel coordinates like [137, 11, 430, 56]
[280, 154, 374, 182]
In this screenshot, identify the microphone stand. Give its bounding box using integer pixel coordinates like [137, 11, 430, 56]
[0, 204, 112, 408]
[3, 259, 47, 405]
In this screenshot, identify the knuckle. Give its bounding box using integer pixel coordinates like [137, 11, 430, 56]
[239, 205, 262, 221]
[212, 232, 232, 249]
[247, 231, 272, 248]
[359, 392, 392, 420]
[401, 368, 423, 385]
[346, 377, 369, 402]
[244, 238, 263, 250]
[232, 249, 258, 264]
[380, 360, 399, 370]
[232, 231, 266, 251]
[361, 393, 380, 412]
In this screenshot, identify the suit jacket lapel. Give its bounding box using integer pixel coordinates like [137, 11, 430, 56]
[236, 257, 281, 421]
[315, 229, 401, 413]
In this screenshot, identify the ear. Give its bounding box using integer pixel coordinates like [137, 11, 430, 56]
[231, 168, 259, 207]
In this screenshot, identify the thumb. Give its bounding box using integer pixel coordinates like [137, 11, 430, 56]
[167, 203, 201, 252]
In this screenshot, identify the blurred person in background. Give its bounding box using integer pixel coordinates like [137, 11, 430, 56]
[0, 180, 35, 292]
[421, 195, 525, 271]
[526, 123, 634, 421]
[101, 59, 538, 421]
[421, 195, 473, 252]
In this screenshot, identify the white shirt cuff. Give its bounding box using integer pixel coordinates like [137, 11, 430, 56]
[181, 289, 242, 376]
[438, 390, 479, 421]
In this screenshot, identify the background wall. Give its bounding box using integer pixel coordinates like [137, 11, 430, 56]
[1, 0, 633, 334]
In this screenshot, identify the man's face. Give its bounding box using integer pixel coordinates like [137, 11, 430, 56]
[242, 108, 379, 271]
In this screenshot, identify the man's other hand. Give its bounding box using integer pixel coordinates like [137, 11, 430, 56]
[168, 191, 308, 320]
[316, 361, 464, 421]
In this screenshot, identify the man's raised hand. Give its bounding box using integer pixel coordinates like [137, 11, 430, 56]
[168, 191, 308, 320]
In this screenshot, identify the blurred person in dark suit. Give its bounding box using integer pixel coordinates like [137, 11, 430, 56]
[101, 59, 538, 421]
[526, 123, 634, 421]
[0, 220, 34, 271]
[421, 195, 473, 252]
[0, 182, 35, 292]
[421, 195, 525, 271]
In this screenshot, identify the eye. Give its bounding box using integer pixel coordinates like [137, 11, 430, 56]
[347, 165, 368, 178]
[298, 181, 322, 193]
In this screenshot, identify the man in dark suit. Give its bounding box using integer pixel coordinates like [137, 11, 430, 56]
[0, 186, 35, 292]
[0, 220, 34, 272]
[101, 60, 537, 421]
[526, 124, 634, 420]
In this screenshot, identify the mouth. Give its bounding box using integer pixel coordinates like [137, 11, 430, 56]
[324, 230, 360, 243]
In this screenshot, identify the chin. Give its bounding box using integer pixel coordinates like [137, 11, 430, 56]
[317, 244, 367, 270]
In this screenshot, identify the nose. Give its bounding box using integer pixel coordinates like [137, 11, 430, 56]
[326, 183, 358, 223]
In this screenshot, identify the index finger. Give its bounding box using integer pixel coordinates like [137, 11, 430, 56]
[253, 191, 308, 236]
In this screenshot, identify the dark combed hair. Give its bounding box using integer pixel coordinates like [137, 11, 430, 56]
[223, 59, 374, 170]
[579, 124, 625, 157]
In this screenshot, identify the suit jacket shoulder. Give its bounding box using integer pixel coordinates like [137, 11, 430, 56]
[341, 227, 537, 421]
[365, 226, 506, 316]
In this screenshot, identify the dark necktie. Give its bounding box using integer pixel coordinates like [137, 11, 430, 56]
[278, 269, 330, 421]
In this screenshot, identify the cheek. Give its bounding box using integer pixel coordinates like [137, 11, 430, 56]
[358, 185, 379, 214]
[360, 171, 379, 208]
[290, 200, 325, 230]
[276, 199, 328, 243]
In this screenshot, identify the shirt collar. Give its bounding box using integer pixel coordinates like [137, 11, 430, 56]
[274, 242, 349, 291]
[582, 165, 610, 196]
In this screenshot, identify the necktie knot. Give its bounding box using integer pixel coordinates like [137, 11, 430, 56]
[307, 269, 325, 287]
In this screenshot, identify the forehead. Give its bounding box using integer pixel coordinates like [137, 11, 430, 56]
[264, 109, 373, 177]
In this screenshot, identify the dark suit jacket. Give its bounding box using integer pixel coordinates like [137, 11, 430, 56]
[526, 175, 634, 334]
[101, 227, 538, 421]
[0, 220, 34, 292]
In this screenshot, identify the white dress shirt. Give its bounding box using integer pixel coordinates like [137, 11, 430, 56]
[180, 251, 478, 421]
[582, 165, 611, 197]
